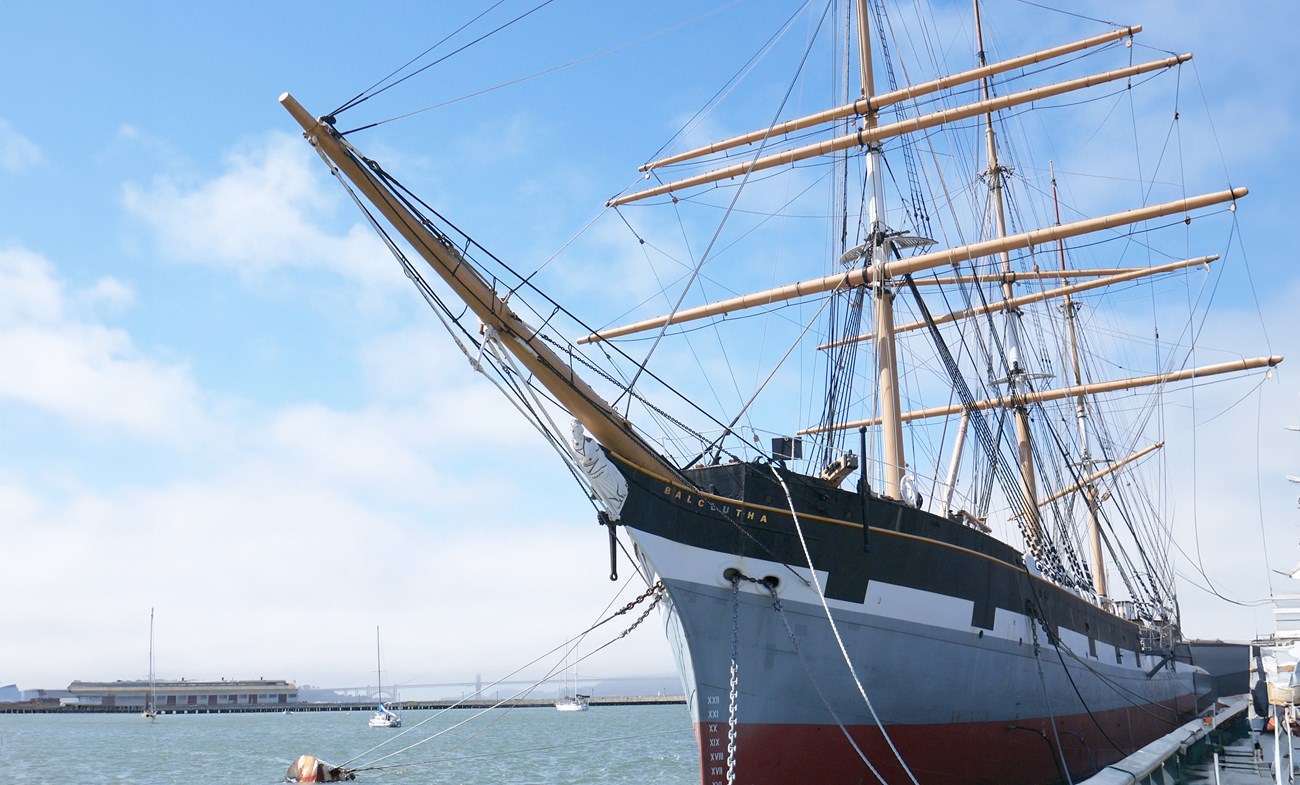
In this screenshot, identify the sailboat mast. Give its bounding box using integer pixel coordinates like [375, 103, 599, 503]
[375, 626, 383, 702]
[975, 1, 1041, 542]
[858, 0, 907, 500]
[1052, 165, 1107, 601]
[148, 607, 155, 711]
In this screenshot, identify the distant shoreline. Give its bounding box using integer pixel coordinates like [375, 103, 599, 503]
[0, 695, 686, 715]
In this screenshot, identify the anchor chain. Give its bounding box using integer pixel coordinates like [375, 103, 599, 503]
[726, 575, 743, 785]
[611, 580, 665, 640]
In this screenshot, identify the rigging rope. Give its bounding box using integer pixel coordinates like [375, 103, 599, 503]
[613, 0, 838, 409]
[768, 464, 920, 785]
[331, 0, 558, 120]
[344, 582, 665, 773]
[900, 274, 1062, 570]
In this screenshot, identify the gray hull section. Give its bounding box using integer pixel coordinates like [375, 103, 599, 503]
[654, 569, 1192, 729]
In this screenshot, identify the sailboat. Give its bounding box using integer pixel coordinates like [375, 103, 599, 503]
[555, 641, 590, 713]
[281, 2, 1281, 783]
[367, 626, 401, 729]
[141, 607, 156, 720]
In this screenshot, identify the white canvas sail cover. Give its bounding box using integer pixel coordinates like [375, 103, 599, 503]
[571, 420, 628, 520]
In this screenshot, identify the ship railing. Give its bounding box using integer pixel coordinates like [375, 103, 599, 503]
[1138, 622, 1177, 655]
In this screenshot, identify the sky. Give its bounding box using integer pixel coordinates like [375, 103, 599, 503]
[1, 1, 1297, 696]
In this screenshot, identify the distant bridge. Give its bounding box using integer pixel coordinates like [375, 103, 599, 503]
[323, 674, 681, 696]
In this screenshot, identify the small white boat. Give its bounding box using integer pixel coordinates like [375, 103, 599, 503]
[367, 703, 402, 728]
[554, 639, 589, 712]
[367, 626, 401, 728]
[554, 694, 590, 712]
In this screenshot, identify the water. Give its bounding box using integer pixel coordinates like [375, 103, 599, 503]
[0, 705, 699, 785]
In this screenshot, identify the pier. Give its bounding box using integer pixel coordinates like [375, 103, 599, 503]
[0, 694, 685, 715]
[1078, 695, 1256, 784]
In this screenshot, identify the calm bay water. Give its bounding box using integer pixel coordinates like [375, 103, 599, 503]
[0, 704, 699, 785]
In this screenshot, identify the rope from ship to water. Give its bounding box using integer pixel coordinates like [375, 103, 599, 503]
[1016, 585, 1191, 772]
[1030, 606, 1188, 736]
[294, 582, 665, 780]
[1024, 597, 1075, 785]
[728, 568, 890, 784]
[765, 465, 920, 785]
[292, 727, 692, 783]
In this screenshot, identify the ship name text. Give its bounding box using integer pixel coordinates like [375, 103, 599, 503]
[663, 485, 770, 524]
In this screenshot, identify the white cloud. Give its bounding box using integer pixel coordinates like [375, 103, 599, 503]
[0, 247, 63, 325]
[0, 118, 41, 171]
[0, 240, 670, 690]
[73, 275, 135, 314]
[121, 132, 396, 289]
[0, 248, 204, 442]
[0, 448, 667, 689]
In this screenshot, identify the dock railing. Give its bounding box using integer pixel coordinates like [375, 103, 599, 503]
[1078, 695, 1249, 785]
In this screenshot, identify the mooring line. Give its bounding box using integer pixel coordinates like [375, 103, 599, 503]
[343, 582, 665, 772]
[768, 465, 920, 785]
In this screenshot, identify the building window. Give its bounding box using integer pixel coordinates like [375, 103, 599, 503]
[249, 695, 257, 704]
[209, 695, 217, 705]
[188, 695, 197, 705]
[229, 695, 238, 703]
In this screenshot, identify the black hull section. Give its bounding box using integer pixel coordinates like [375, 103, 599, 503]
[623, 458, 1147, 655]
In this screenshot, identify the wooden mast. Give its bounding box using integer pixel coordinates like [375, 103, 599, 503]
[1052, 164, 1107, 601]
[977, 0, 1035, 542]
[279, 94, 678, 482]
[853, 1, 907, 500]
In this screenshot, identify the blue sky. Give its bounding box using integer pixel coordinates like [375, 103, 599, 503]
[1, 1, 1297, 695]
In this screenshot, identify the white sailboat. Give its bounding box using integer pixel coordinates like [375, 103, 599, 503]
[554, 641, 589, 713]
[367, 626, 401, 728]
[141, 607, 156, 720]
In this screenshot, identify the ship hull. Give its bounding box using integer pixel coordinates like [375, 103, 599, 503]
[615, 457, 1197, 785]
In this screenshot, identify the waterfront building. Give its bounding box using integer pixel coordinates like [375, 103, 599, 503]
[66, 679, 297, 708]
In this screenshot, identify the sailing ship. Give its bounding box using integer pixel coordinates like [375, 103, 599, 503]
[281, 2, 1281, 783]
[367, 626, 401, 729]
[142, 607, 156, 720]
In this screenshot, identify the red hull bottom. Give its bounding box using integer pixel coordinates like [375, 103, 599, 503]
[694, 699, 1193, 785]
